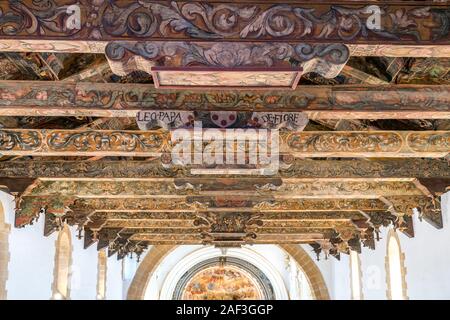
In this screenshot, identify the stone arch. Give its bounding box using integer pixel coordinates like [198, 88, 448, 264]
[51, 224, 73, 299]
[127, 244, 330, 300]
[279, 244, 330, 300]
[127, 245, 177, 300]
[0, 196, 11, 300]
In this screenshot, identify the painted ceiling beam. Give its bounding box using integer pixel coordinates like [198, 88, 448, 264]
[0, 128, 448, 157]
[0, 81, 448, 119]
[71, 197, 390, 213]
[19, 179, 428, 198]
[85, 211, 369, 222]
[0, 159, 448, 179]
[16, 195, 391, 228]
[0, 1, 448, 51]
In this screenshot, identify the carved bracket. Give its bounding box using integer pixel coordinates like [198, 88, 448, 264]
[105, 41, 350, 88]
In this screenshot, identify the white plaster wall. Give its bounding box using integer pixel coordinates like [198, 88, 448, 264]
[0, 190, 124, 300]
[250, 244, 295, 294]
[70, 228, 97, 300]
[331, 192, 450, 300]
[300, 244, 335, 298]
[144, 245, 199, 300]
[105, 255, 124, 300]
[330, 253, 351, 300]
[122, 255, 139, 299]
[1, 191, 56, 300]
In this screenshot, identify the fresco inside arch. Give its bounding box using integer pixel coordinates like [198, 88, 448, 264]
[181, 265, 263, 300]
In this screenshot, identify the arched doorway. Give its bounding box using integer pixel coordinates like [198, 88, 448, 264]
[158, 247, 284, 300]
[175, 257, 273, 300]
[127, 245, 330, 300]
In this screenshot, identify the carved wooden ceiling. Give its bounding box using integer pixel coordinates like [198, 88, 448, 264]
[0, 0, 448, 261]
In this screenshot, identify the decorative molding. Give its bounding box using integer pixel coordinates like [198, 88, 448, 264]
[105, 41, 349, 83]
[0, 1, 448, 45]
[0, 81, 449, 119]
[281, 131, 450, 157]
[347, 44, 450, 57]
[1, 129, 448, 157]
[22, 180, 426, 198]
[1, 159, 448, 179]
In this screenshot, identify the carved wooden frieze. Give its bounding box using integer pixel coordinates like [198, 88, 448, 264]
[280, 131, 449, 157]
[87, 211, 367, 222]
[0, 81, 449, 119]
[407, 132, 450, 153]
[70, 197, 200, 212]
[22, 179, 426, 198]
[76, 198, 388, 213]
[253, 199, 387, 212]
[1, 129, 449, 157]
[0, 1, 448, 44]
[1, 159, 448, 179]
[284, 131, 402, 153]
[0, 129, 168, 156]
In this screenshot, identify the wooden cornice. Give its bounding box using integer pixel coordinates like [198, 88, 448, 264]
[0, 81, 449, 119]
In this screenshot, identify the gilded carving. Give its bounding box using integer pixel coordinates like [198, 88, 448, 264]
[22, 180, 425, 198]
[0, 82, 449, 117]
[1, 159, 448, 179]
[253, 199, 387, 211]
[1, 129, 448, 157]
[47, 130, 167, 153]
[0, 1, 447, 43]
[407, 132, 450, 153]
[0, 130, 42, 151]
[105, 41, 349, 79]
[284, 131, 403, 153]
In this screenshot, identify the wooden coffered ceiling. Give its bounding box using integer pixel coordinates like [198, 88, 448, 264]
[0, 0, 449, 261]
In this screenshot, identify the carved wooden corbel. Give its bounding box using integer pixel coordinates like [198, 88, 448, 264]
[105, 41, 350, 89]
[416, 196, 443, 229]
[383, 195, 444, 230]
